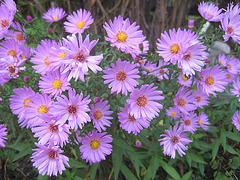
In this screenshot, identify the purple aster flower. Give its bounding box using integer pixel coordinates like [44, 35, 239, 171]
[24, 93, 53, 128]
[154, 60, 169, 81]
[232, 110, 240, 131]
[224, 3, 240, 19]
[124, 40, 149, 58]
[80, 130, 113, 164]
[39, 70, 71, 98]
[10, 86, 35, 128]
[177, 73, 192, 87]
[225, 70, 237, 83]
[102, 58, 140, 95]
[31, 39, 58, 75]
[64, 9, 93, 34]
[178, 112, 198, 134]
[197, 112, 210, 130]
[197, 65, 228, 96]
[1, 0, 17, 16]
[0, 39, 22, 60]
[192, 90, 209, 108]
[43, 7, 67, 22]
[220, 12, 240, 44]
[103, 15, 146, 56]
[32, 115, 71, 147]
[230, 79, 240, 101]
[127, 83, 164, 119]
[166, 107, 180, 120]
[61, 33, 103, 81]
[174, 87, 197, 114]
[90, 98, 113, 132]
[159, 125, 192, 159]
[31, 143, 70, 176]
[198, 1, 222, 22]
[5, 22, 26, 44]
[0, 5, 14, 39]
[141, 61, 157, 75]
[218, 54, 228, 66]
[0, 56, 26, 85]
[118, 104, 150, 135]
[188, 19, 194, 28]
[53, 89, 91, 131]
[0, 124, 7, 147]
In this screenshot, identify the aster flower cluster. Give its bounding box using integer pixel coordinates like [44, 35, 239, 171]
[3, 0, 240, 178]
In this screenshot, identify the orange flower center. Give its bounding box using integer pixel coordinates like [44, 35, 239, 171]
[0, 19, 9, 28]
[23, 98, 32, 107]
[16, 33, 24, 41]
[93, 110, 103, 120]
[226, 74, 231, 79]
[44, 56, 52, 66]
[177, 98, 186, 107]
[8, 49, 17, 57]
[136, 95, 148, 107]
[205, 76, 215, 86]
[170, 43, 180, 54]
[184, 119, 191, 126]
[227, 26, 234, 34]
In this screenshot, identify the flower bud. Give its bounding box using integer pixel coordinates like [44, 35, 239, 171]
[26, 15, 33, 23]
[205, 58, 211, 63]
[94, 97, 100, 103]
[24, 75, 29, 82]
[135, 140, 141, 147]
[48, 28, 53, 34]
[188, 19, 194, 28]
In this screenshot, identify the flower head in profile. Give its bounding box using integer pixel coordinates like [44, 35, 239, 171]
[198, 1, 222, 22]
[43, 7, 67, 22]
[61, 34, 103, 81]
[32, 115, 71, 147]
[90, 99, 113, 132]
[0, 39, 22, 60]
[0, 4, 14, 39]
[197, 65, 228, 96]
[31, 143, 70, 176]
[232, 110, 240, 131]
[103, 15, 146, 57]
[118, 104, 150, 135]
[53, 89, 91, 131]
[10, 86, 35, 128]
[174, 87, 197, 114]
[159, 125, 192, 159]
[102, 58, 140, 95]
[80, 131, 113, 164]
[0, 124, 7, 147]
[197, 112, 210, 130]
[166, 107, 180, 120]
[179, 112, 198, 134]
[127, 83, 164, 119]
[64, 9, 93, 34]
[5, 22, 26, 44]
[230, 79, 240, 101]
[39, 70, 71, 98]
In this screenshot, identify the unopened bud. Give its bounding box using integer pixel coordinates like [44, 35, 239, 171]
[26, 15, 33, 23]
[134, 57, 140, 63]
[135, 140, 141, 147]
[94, 97, 100, 103]
[24, 75, 29, 82]
[205, 58, 211, 63]
[188, 19, 194, 28]
[48, 28, 53, 34]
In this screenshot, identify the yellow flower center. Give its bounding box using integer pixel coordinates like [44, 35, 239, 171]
[23, 98, 32, 107]
[8, 50, 17, 57]
[219, 60, 223, 65]
[53, 16, 58, 21]
[59, 52, 66, 58]
[38, 105, 49, 114]
[77, 21, 85, 29]
[52, 80, 62, 89]
[238, 118, 240, 124]
[170, 43, 180, 54]
[199, 119, 203, 125]
[147, 68, 151, 71]
[90, 139, 100, 150]
[205, 76, 215, 86]
[182, 76, 188, 81]
[170, 112, 176, 117]
[93, 110, 103, 120]
[226, 74, 231, 79]
[116, 31, 128, 42]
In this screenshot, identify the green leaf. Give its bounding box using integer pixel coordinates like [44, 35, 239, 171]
[181, 170, 193, 180]
[137, 132, 151, 147]
[12, 147, 32, 162]
[112, 146, 122, 180]
[90, 163, 99, 180]
[37, 174, 48, 180]
[121, 163, 138, 180]
[226, 144, 238, 155]
[144, 153, 159, 180]
[189, 152, 207, 164]
[113, 136, 133, 151]
[225, 131, 240, 142]
[211, 139, 220, 162]
[220, 129, 226, 153]
[69, 158, 87, 168]
[159, 159, 181, 180]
